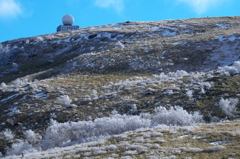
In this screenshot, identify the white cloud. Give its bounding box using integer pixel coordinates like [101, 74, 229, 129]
[0, 0, 22, 18]
[178, 0, 227, 14]
[95, 0, 124, 13]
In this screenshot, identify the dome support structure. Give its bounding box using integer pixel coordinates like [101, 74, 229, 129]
[57, 14, 79, 32]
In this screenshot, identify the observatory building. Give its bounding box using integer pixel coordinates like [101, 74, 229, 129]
[57, 14, 79, 32]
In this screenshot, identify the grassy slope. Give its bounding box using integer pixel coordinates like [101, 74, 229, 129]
[1, 16, 240, 157]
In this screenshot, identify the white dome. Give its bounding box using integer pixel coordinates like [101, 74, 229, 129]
[62, 14, 74, 25]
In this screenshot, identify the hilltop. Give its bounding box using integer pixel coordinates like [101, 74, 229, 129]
[0, 16, 240, 158]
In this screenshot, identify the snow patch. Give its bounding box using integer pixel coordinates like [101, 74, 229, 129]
[229, 36, 236, 42]
[172, 41, 187, 46]
[216, 23, 228, 29]
[217, 35, 225, 42]
[162, 30, 177, 37]
[0, 93, 19, 102]
[35, 92, 48, 99]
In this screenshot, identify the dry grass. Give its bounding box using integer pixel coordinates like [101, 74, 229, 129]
[1, 16, 240, 157]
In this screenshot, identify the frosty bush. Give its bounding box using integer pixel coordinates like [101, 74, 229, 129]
[219, 98, 239, 118]
[57, 95, 72, 107]
[186, 90, 193, 100]
[0, 82, 7, 88]
[41, 114, 151, 150]
[116, 41, 124, 51]
[6, 140, 37, 156]
[2, 129, 15, 141]
[5, 106, 204, 156]
[12, 78, 29, 86]
[154, 70, 189, 81]
[168, 70, 189, 79]
[24, 130, 42, 146]
[218, 61, 240, 76]
[152, 106, 203, 126]
[36, 36, 44, 42]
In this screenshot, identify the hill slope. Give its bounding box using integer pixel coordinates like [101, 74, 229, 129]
[0, 16, 240, 157]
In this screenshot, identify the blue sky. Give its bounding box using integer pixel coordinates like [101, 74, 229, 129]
[0, 0, 239, 42]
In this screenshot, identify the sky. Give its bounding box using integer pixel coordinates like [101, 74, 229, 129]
[0, 0, 239, 42]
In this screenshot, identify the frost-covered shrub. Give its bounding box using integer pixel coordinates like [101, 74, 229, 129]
[168, 70, 189, 79]
[57, 95, 72, 107]
[154, 70, 189, 81]
[6, 106, 204, 156]
[186, 90, 193, 100]
[2, 129, 15, 141]
[12, 78, 29, 86]
[218, 61, 240, 76]
[219, 98, 238, 117]
[42, 119, 72, 149]
[24, 130, 42, 146]
[202, 82, 212, 89]
[92, 89, 98, 98]
[36, 36, 44, 42]
[42, 114, 151, 150]
[6, 140, 37, 156]
[130, 104, 137, 114]
[0, 82, 7, 88]
[152, 106, 203, 126]
[116, 41, 124, 50]
[105, 145, 118, 151]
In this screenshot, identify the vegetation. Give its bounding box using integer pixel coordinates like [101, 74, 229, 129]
[0, 16, 240, 158]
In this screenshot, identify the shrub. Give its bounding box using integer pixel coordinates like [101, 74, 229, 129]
[116, 41, 124, 51]
[6, 140, 37, 156]
[12, 78, 29, 86]
[1, 82, 7, 88]
[57, 95, 72, 107]
[186, 90, 193, 100]
[152, 106, 203, 126]
[2, 129, 15, 141]
[219, 61, 240, 75]
[24, 130, 42, 146]
[154, 70, 189, 81]
[219, 98, 238, 118]
[6, 106, 203, 156]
